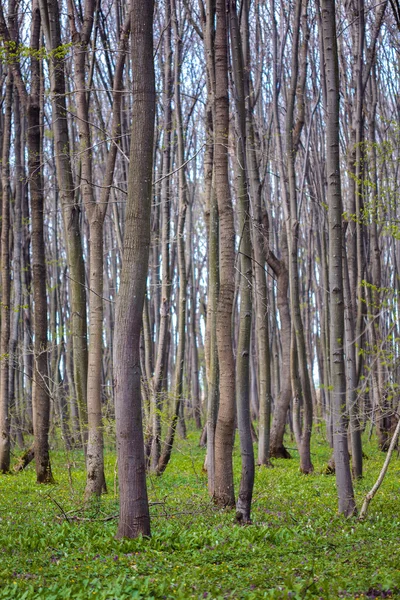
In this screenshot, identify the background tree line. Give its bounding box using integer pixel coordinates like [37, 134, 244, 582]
[0, 0, 399, 536]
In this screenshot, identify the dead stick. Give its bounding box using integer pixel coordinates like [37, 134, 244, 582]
[359, 415, 400, 520]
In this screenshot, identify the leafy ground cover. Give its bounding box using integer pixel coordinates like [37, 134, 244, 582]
[0, 430, 399, 599]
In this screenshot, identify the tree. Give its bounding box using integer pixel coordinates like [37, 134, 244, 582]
[114, 0, 155, 539]
[322, 0, 356, 517]
[229, 0, 254, 522]
[213, 0, 236, 508]
[0, 0, 54, 482]
[0, 69, 12, 474]
[39, 0, 89, 449]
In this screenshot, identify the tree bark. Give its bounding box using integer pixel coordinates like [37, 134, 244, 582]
[229, 0, 254, 522]
[322, 0, 356, 517]
[213, 0, 236, 508]
[29, 0, 54, 483]
[149, 0, 173, 471]
[39, 0, 89, 449]
[114, 0, 155, 538]
[0, 71, 12, 474]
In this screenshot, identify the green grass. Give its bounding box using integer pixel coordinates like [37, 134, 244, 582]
[1, 430, 400, 599]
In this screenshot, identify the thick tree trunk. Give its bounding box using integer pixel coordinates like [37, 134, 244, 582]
[114, 0, 155, 539]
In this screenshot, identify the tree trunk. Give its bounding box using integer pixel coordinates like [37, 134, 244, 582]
[213, 0, 236, 508]
[39, 0, 89, 448]
[0, 71, 12, 474]
[149, 0, 172, 472]
[114, 0, 155, 539]
[9, 91, 23, 450]
[268, 242, 292, 459]
[29, 0, 54, 483]
[230, 0, 254, 523]
[285, 0, 313, 475]
[322, 0, 356, 517]
[157, 1, 188, 472]
[69, 0, 107, 499]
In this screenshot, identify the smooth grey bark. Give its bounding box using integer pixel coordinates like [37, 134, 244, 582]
[230, 0, 254, 522]
[322, 0, 356, 517]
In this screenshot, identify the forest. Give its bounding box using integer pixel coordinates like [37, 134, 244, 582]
[0, 0, 400, 597]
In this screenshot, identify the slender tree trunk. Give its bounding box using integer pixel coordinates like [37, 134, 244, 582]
[69, 0, 107, 499]
[157, 2, 188, 472]
[9, 92, 23, 449]
[28, 0, 54, 483]
[268, 241, 292, 459]
[241, 2, 272, 465]
[149, 0, 172, 471]
[39, 0, 89, 448]
[201, 0, 219, 499]
[322, 0, 356, 517]
[213, 0, 236, 508]
[285, 0, 313, 474]
[230, 0, 254, 522]
[0, 71, 12, 474]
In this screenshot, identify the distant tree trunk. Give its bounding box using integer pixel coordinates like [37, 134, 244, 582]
[39, 0, 89, 448]
[322, 0, 356, 517]
[213, 0, 236, 508]
[157, 1, 188, 473]
[367, 72, 387, 453]
[267, 239, 292, 459]
[206, 183, 219, 496]
[269, 0, 294, 461]
[149, 0, 172, 472]
[0, 71, 12, 474]
[114, 0, 155, 539]
[9, 91, 23, 449]
[187, 200, 202, 430]
[285, 0, 313, 474]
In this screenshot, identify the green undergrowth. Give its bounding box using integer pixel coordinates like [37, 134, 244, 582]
[0, 430, 400, 599]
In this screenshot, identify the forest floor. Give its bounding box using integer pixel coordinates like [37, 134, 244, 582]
[0, 427, 399, 599]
